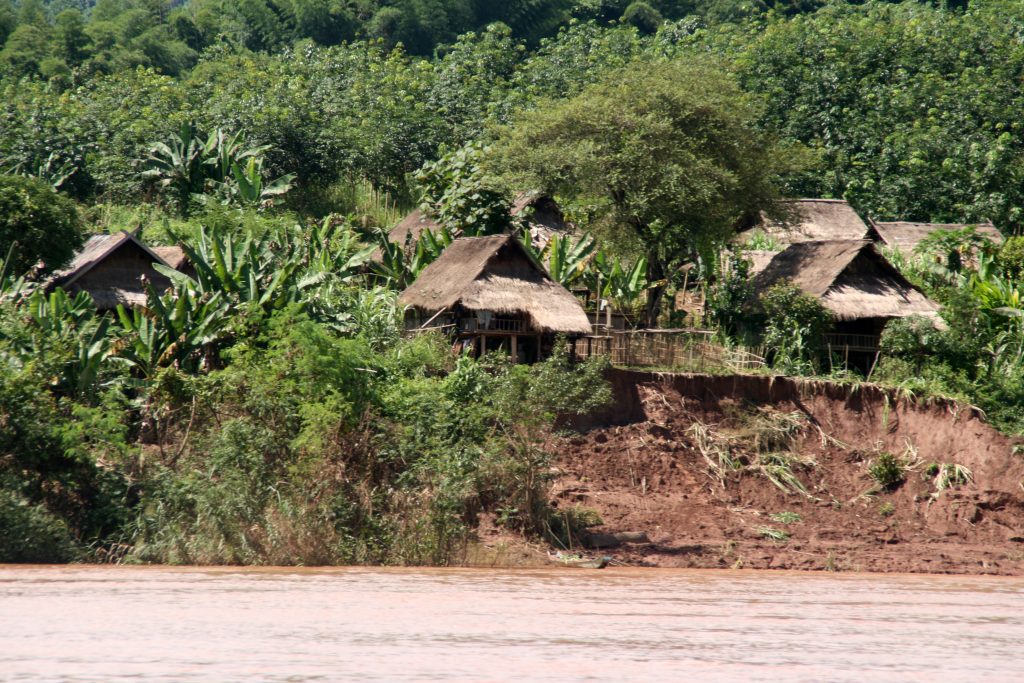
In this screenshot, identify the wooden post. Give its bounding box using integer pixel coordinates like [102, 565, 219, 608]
[511, 335, 518, 363]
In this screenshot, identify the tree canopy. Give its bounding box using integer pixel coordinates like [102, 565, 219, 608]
[494, 59, 786, 323]
[0, 174, 83, 273]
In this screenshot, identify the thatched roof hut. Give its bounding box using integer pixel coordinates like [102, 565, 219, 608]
[385, 209, 442, 249]
[737, 199, 871, 246]
[374, 192, 570, 262]
[752, 240, 941, 323]
[151, 246, 187, 271]
[745, 250, 777, 276]
[510, 190, 572, 250]
[399, 234, 591, 335]
[46, 231, 173, 309]
[151, 245, 196, 278]
[867, 221, 1004, 257]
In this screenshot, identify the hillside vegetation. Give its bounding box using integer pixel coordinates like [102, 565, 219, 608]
[2, 0, 1024, 564]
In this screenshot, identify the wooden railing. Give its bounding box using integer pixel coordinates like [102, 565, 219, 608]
[823, 333, 881, 353]
[457, 317, 525, 333]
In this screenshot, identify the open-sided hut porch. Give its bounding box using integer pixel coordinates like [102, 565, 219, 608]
[398, 234, 591, 363]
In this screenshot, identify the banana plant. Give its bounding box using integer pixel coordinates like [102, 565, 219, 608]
[4, 288, 113, 396]
[544, 232, 595, 286]
[583, 251, 651, 322]
[141, 122, 210, 212]
[516, 228, 595, 286]
[154, 227, 302, 313]
[371, 226, 453, 289]
[229, 157, 295, 209]
[3, 152, 78, 190]
[0, 244, 27, 301]
[114, 285, 230, 378]
[295, 217, 377, 327]
[208, 129, 270, 183]
[297, 215, 376, 283]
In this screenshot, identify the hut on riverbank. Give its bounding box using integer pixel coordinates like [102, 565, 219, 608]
[375, 192, 571, 262]
[867, 220, 1004, 258]
[398, 234, 591, 362]
[752, 240, 942, 353]
[46, 231, 174, 310]
[737, 199, 872, 246]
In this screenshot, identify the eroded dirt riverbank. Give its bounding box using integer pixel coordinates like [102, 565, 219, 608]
[546, 371, 1024, 574]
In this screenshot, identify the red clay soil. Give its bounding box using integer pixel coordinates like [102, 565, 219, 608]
[551, 370, 1024, 575]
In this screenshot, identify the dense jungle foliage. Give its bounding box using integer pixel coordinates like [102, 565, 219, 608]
[2, 0, 1024, 563]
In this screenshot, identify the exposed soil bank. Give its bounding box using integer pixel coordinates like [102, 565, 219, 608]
[552, 370, 1024, 574]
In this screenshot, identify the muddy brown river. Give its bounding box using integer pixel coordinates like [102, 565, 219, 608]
[1, 566, 1022, 682]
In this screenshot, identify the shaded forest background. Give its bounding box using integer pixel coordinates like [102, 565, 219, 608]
[2, 0, 1022, 230]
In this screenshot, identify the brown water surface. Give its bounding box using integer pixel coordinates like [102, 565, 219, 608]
[1, 566, 1022, 682]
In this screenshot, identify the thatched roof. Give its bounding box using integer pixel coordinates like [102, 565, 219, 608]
[752, 240, 941, 322]
[151, 245, 189, 271]
[46, 231, 172, 308]
[737, 199, 871, 245]
[374, 192, 570, 262]
[385, 209, 443, 250]
[745, 250, 777, 276]
[399, 234, 592, 335]
[49, 231, 170, 289]
[868, 221, 1004, 256]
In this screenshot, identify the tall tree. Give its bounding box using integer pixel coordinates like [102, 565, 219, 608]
[53, 9, 91, 66]
[0, 175, 84, 273]
[495, 59, 788, 325]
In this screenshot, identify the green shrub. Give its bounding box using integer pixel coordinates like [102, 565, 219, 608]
[880, 316, 946, 369]
[933, 463, 973, 492]
[760, 281, 833, 373]
[0, 175, 83, 273]
[998, 236, 1024, 279]
[757, 525, 790, 543]
[770, 511, 801, 524]
[868, 452, 905, 490]
[0, 486, 77, 563]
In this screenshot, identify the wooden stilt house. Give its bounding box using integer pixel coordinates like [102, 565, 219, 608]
[752, 240, 943, 355]
[398, 234, 592, 362]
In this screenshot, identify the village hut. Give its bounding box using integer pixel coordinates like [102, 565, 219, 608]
[398, 234, 592, 363]
[510, 190, 572, 250]
[46, 231, 174, 310]
[384, 209, 442, 250]
[736, 199, 871, 246]
[867, 220, 1004, 258]
[374, 192, 570, 262]
[752, 240, 942, 353]
[150, 245, 197, 278]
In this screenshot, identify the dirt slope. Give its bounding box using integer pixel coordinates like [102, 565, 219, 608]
[552, 371, 1024, 574]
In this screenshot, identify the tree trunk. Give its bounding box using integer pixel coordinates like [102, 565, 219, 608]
[643, 255, 666, 328]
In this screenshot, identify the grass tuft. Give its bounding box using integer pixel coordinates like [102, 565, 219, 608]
[756, 525, 790, 543]
[770, 511, 802, 524]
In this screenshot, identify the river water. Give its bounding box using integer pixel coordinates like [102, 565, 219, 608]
[1, 566, 1022, 682]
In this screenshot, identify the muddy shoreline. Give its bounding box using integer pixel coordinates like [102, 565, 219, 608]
[545, 370, 1024, 575]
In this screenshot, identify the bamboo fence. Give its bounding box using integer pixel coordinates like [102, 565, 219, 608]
[574, 329, 765, 372]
